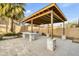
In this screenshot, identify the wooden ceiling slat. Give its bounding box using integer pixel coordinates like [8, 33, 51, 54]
[23, 4, 55, 21]
[34, 18, 46, 25]
[33, 20, 41, 25]
[29, 16, 47, 25]
[54, 4, 67, 21]
[22, 3, 67, 25]
[39, 17, 50, 24]
[53, 12, 64, 22]
[41, 16, 51, 23]
[25, 11, 51, 23]
[43, 13, 62, 23]
[46, 14, 51, 18]
[43, 15, 50, 20]
[46, 11, 64, 22]
[27, 11, 64, 25]
[33, 18, 41, 25]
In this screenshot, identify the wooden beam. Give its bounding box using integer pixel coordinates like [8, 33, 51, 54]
[21, 4, 56, 22]
[25, 7, 65, 25]
[39, 16, 50, 24]
[33, 17, 47, 25]
[38, 18, 47, 24]
[33, 19, 41, 25]
[51, 10, 53, 39]
[47, 11, 64, 22]
[22, 3, 66, 23]
[25, 11, 51, 23]
[42, 16, 51, 23]
[54, 4, 67, 21]
[53, 12, 64, 22]
[47, 14, 51, 18]
[43, 15, 50, 20]
[54, 15, 62, 22]
[47, 12, 64, 22]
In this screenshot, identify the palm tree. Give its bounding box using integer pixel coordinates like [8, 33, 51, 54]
[0, 3, 25, 32]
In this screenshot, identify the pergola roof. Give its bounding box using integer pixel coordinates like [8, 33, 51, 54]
[22, 3, 67, 25]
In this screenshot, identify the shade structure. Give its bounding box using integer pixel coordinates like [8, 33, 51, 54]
[21, 3, 67, 51]
[22, 3, 67, 25]
[21, 3, 67, 39]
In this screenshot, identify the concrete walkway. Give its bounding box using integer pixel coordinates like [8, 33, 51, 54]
[0, 36, 79, 56]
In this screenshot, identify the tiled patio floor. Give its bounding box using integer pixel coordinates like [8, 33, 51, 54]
[0, 36, 79, 56]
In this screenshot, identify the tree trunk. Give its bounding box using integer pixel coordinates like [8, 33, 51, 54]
[10, 19, 14, 32]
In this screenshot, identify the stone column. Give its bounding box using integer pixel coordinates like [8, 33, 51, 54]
[22, 33, 25, 39]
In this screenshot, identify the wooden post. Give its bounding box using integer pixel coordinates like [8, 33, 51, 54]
[39, 25, 40, 32]
[47, 10, 56, 51]
[24, 23, 26, 32]
[63, 22, 65, 35]
[31, 20, 33, 32]
[48, 24, 49, 34]
[39, 25, 41, 34]
[62, 21, 66, 39]
[47, 24, 49, 37]
[51, 10, 53, 39]
[23, 22, 25, 32]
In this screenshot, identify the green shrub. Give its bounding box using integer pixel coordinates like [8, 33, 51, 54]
[0, 34, 3, 40]
[4, 32, 17, 36]
[3, 32, 22, 37]
[16, 32, 22, 37]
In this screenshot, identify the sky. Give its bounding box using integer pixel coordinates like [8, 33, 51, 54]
[24, 3, 79, 23]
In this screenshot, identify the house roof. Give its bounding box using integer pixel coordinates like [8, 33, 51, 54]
[21, 3, 67, 25]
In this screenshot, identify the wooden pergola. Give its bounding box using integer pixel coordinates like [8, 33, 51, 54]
[22, 3, 67, 39]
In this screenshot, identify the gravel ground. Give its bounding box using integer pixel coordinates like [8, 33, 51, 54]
[0, 36, 79, 56]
